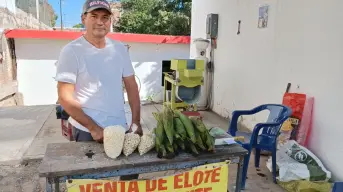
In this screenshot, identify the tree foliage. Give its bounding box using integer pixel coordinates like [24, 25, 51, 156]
[51, 14, 58, 27]
[73, 23, 84, 28]
[115, 0, 191, 35]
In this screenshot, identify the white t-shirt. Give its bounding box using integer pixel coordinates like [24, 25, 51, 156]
[55, 36, 134, 132]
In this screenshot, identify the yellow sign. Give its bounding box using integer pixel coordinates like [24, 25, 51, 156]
[66, 161, 229, 192]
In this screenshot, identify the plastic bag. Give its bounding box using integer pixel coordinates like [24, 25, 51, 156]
[138, 133, 155, 155]
[122, 133, 141, 156]
[267, 140, 331, 182]
[278, 180, 332, 192]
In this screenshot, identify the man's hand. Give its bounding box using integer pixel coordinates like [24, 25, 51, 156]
[90, 126, 104, 143]
[128, 123, 143, 136]
[58, 82, 103, 140]
[135, 125, 143, 136]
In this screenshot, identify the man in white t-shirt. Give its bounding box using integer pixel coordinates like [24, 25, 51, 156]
[55, 0, 142, 143]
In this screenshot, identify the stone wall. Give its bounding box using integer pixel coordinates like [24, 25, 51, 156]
[0, 7, 51, 29]
[0, 7, 51, 107]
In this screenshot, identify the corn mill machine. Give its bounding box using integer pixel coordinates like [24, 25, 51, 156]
[163, 59, 205, 113]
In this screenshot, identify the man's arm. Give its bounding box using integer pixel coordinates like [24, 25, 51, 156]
[55, 45, 103, 141]
[123, 75, 142, 135]
[58, 82, 104, 141]
[57, 82, 98, 131]
[121, 43, 142, 135]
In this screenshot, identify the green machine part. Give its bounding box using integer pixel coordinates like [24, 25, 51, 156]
[171, 59, 205, 85]
[163, 59, 205, 111]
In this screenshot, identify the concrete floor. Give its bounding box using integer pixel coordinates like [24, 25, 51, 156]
[0, 105, 54, 165]
[0, 104, 285, 191]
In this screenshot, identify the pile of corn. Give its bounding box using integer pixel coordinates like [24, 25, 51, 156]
[153, 107, 215, 159]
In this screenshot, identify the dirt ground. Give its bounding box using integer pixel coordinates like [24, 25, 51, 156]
[0, 160, 44, 192]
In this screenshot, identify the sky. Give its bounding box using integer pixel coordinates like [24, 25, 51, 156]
[48, 0, 85, 27]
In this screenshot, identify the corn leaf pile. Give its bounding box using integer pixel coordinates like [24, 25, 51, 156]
[153, 107, 215, 159]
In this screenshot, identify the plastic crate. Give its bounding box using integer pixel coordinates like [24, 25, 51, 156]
[61, 119, 74, 141]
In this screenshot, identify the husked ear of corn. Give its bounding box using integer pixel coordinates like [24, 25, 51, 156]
[104, 125, 126, 159]
[122, 133, 141, 156]
[138, 133, 155, 155]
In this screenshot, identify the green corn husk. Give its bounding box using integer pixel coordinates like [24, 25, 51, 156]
[157, 145, 167, 159]
[204, 131, 215, 151]
[174, 117, 187, 140]
[186, 139, 199, 156]
[190, 116, 207, 133]
[163, 107, 174, 145]
[174, 110, 196, 143]
[176, 138, 186, 150]
[173, 142, 179, 155]
[153, 112, 165, 152]
[194, 128, 206, 151]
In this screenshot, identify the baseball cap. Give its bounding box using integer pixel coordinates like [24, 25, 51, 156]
[82, 0, 112, 15]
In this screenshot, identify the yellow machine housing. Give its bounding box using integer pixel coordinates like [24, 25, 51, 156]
[163, 59, 205, 111]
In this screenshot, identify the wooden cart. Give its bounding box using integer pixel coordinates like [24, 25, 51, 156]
[38, 142, 248, 192]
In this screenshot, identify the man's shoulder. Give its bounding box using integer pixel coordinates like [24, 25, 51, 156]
[60, 36, 85, 53]
[106, 38, 127, 51]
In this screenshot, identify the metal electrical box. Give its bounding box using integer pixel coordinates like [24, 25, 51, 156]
[206, 14, 219, 39]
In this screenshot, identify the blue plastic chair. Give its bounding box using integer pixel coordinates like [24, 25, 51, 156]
[228, 104, 292, 189]
[332, 182, 343, 192]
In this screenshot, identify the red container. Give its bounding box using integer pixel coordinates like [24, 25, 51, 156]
[182, 111, 202, 120]
[61, 119, 74, 141]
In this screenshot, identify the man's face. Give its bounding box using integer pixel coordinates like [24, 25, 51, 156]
[82, 9, 111, 38]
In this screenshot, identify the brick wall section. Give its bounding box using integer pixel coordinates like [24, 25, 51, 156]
[0, 7, 51, 106]
[0, 7, 51, 29]
[0, 35, 12, 86]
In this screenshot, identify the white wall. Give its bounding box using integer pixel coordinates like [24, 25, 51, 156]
[15, 38, 189, 106]
[191, 0, 343, 180]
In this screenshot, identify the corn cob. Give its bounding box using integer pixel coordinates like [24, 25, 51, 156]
[173, 142, 179, 155]
[176, 138, 185, 150]
[163, 107, 174, 145]
[165, 138, 174, 153]
[186, 138, 199, 156]
[164, 136, 176, 159]
[189, 116, 215, 152]
[174, 110, 196, 143]
[153, 113, 165, 155]
[174, 117, 187, 140]
[157, 145, 167, 159]
[190, 117, 207, 133]
[153, 113, 164, 140]
[194, 127, 206, 151]
[204, 131, 215, 151]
